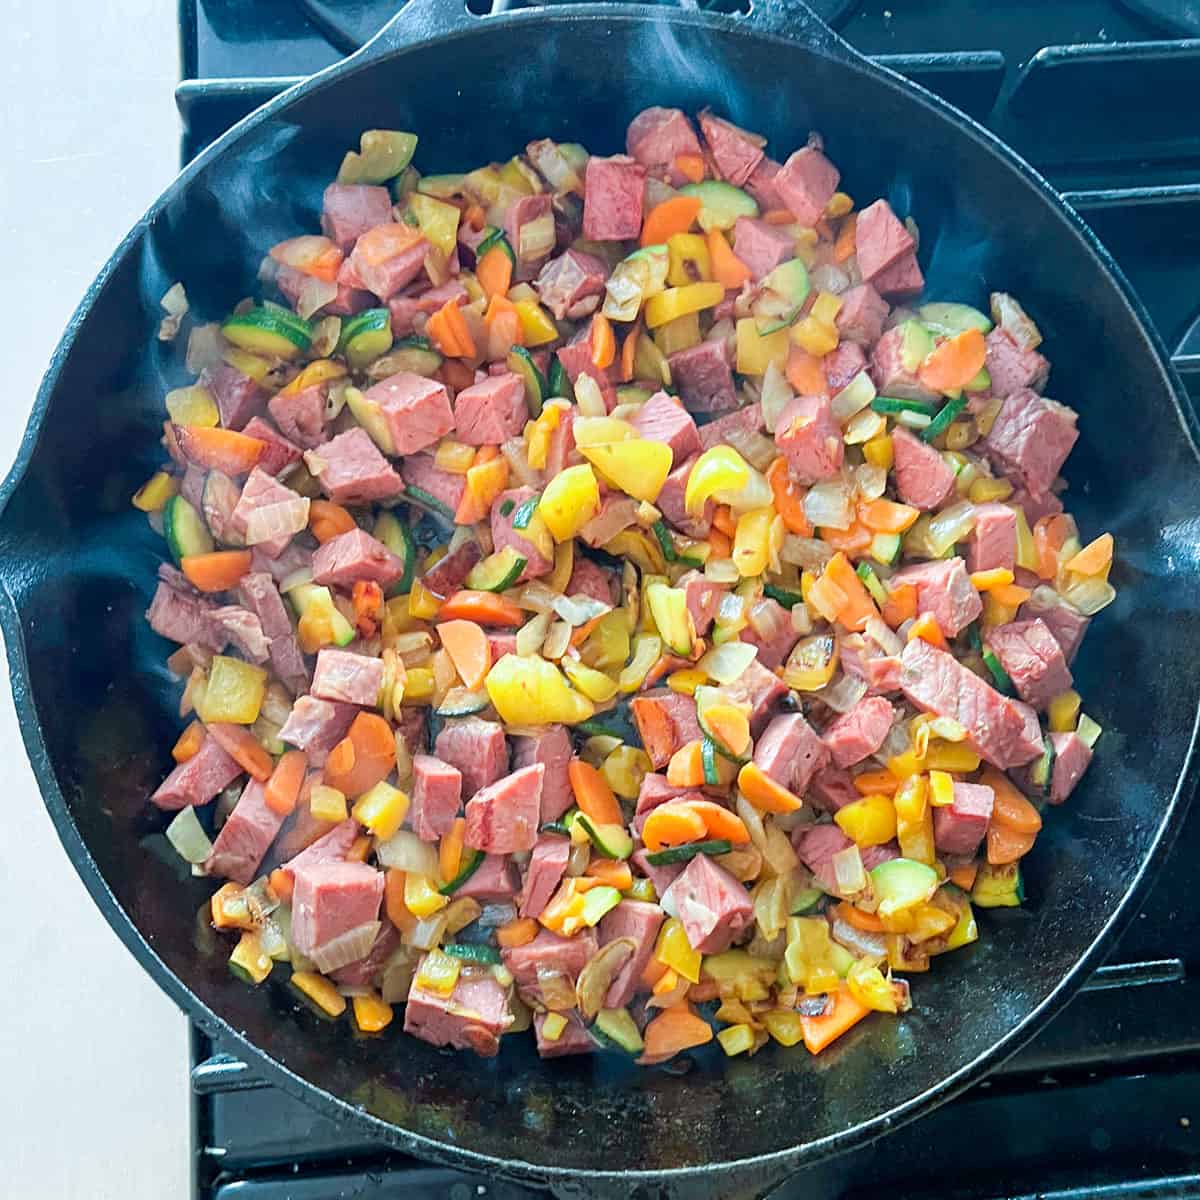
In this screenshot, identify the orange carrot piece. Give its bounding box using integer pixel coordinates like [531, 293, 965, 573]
[206, 721, 274, 781]
[264, 749, 307, 816]
[948, 862, 979, 892]
[987, 823, 1037, 865]
[688, 978, 720, 1003]
[348, 834, 372, 862]
[981, 768, 1044, 834]
[767, 457, 813, 536]
[569, 613, 608, 650]
[455, 449, 508, 526]
[639, 652, 688, 691]
[439, 817, 466, 884]
[619, 322, 642, 383]
[836, 901, 885, 933]
[438, 619, 492, 690]
[706, 228, 752, 290]
[180, 550, 254, 594]
[427, 296, 476, 358]
[737, 762, 803, 814]
[666, 740, 707, 788]
[880, 581, 918, 628]
[674, 154, 705, 184]
[762, 208, 797, 225]
[323, 712, 396, 798]
[638, 1003, 714, 1064]
[679, 799, 751, 844]
[785, 344, 829, 395]
[590, 313, 616, 369]
[990, 582, 1032, 607]
[352, 579, 384, 638]
[497, 917, 539, 948]
[820, 521, 873, 556]
[641, 195, 703, 246]
[384, 869, 416, 934]
[1064, 532, 1113, 576]
[435, 590, 525, 627]
[476, 243, 513, 300]
[918, 328, 988, 393]
[824, 551, 880, 632]
[172, 720, 205, 764]
[907, 611, 948, 651]
[631, 694, 680, 770]
[1033, 514, 1073, 580]
[174, 425, 266, 475]
[641, 953, 671, 990]
[568, 758, 625, 826]
[859, 498, 920, 534]
[800, 985, 871, 1053]
[711, 505, 737, 538]
[484, 294, 524, 354]
[833, 214, 857, 264]
[853, 769, 899, 797]
[268, 868, 294, 904]
[463, 203, 486, 231]
[641, 802, 708, 853]
[308, 499, 357, 543]
[586, 858, 634, 891]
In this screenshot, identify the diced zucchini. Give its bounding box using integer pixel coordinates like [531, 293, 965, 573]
[507, 346, 546, 418]
[973, 862, 1024, 908]
[700, 735, 723, 784]
[476, 227, 516, 265]
[290, 583, 356, 646]
[644, 838, 732, 866]
[896, 321, 935, 374]
[869, 532, 902, 566]
[855, 561, 888, 606]
[1030, 735, 1056, 794]
[982, 647, 1014, 695]
[548, 356, 572, 401]
[575, 814, 634, 861]
[511, 494, 540, 531]
[404, 484, 455, 522]
[338, 308, 393, 370]
[762, 583, 804, 609]
[344, 386, 395, 455]
[754, 259, 811, 334]
[465, 546, 528, 592]
[917, 302, 993, 337]
[679, 180, 759, 232]
[337, 130, 418, 185]
[442, 942, 501, 965]
[871, 395, 938, 417]
[870, 858, 939, 918]
[644, 582, 693, 655]
[436, 687, 490, 717]
[373, 511, 416, 594]
[593, 1007, 644, 1055]
[383, 335, 443, 378]
[921, 395, 967, 443]
[222, 306, 311, 360]
[163, 495, 214, 564]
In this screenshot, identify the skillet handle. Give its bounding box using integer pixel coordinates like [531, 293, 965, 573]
[741, 0, 860, 59]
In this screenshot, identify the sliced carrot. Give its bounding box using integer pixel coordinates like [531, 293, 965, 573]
[706, 228, 752, 290]
[384, 869, 416, 934]
[990, 582, 1032, 607]
[786, 345, 829, 396]
[833, 213, 857, 264]
[455, 449, 509, 526]
[568, 758, 625, 826]
[836, 901, 885, 933]
[907, 611, 948, 651]
[853, 769, 900, 797]
[641, 195, 703, 247]
[438, 619, 492, 690]
[688, 978, 720, 1003]
[641, 802, 708, 852]
[1033, 514, 1073, 580]
[206, 721, 274, 781]
[619, 321, 642, 383]
[680, 799, 751, 844]
[569, 612, 608, 650]
[1065, 532, 1113, 576]
[711, 505, 737, 538]
[674, 154, 705, 184]
[172, 720, 205, 764]
[268, 868, 294, 904]
[824, 551, 880, 632]
[435, 590, 525, 627]
[308, 499, 357, 543]
[476, 243, 513, 300]
[585, 858, 634, 891]
[181, 550, 253, 594]
[762, 208, 797, 225]
[969, 567, 1015, 592]
[666, 740, 706, 788]
[880, 581, 918, 628]
[704, 705, 750, 757]
[800, 985, 871, 1053]
[707, 528, 732, 560]
[352, 579, 385, 638]
[640, 651, 687, 691]
[484, 294, 523, 359]
[631, 693, 680, 770]
[641, 953, 671, 990]
[463, 203, 486, 231]
[987, 823, 1037, 865]
[427, 296, 476, 359]
[651, 967, 682, 998]
[981, 768, 1043, 834]
[918, 328, 988, 393]
[497, 917, 539, 948]
[948, 862, 979, 892]
[859, 498, 919, 534]
[439, 817, 466, 884]
[269, 235, 343, 283]
[820, 520, 873, 556]
[767, 457, 812, 536]
[807, 573, 849, 623]
[638, 1002, 714, 1064]
[590, 313, 616, 369]
[174, 426, 265, 475]
[737, 761, 803, 814]
[264, 749, 307, 816]
[323, 712, 396, 798]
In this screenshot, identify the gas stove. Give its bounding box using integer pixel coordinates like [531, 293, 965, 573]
[180, 3, 1200, 1196]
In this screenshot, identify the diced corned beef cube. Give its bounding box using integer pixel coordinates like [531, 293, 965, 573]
[241, 417, 302, 477]
[753, 713, 830, 794]
[931, 780, 994, 856]
[631, 846, 685, 897]
[230, 466, 307, 559]
[983, 388, 1079, 500]
[967, 502, 1018, 573]
[697, 402, 764, 453]
[147, 580, 222, 651]
[464, 764, 544, 854]
[290, 860, 383, 957]
[518, 834, 571, 919]
[362, 372, 454, 456]
[985, 327, 1050, 397]
[151, 733, 242, 810]
[409, 755, 462, 842]
[679, 569, 726, 637]
[838, 632, 902, 696]
[891, 426, 955, 511]
[566, 558, 616, 606]
[203, 778, 286, 885]
[663, 853, 753, 954]
[630, 390, 701, 462]
[793, 823, 855, 894]
[491, 485, 553, 580]
[861, 841, 900, 871]
[205, 363, 263, 431]
[272, 777, 340, 861]
[330, 922, 400, 990]
[310, 648, 383, 707]
[668, 340, 738, 413]
[740, 598, 799, 670]
[775, 394, 843, 483]
[746, 155, 785, 211]
[807, 765, 860, 812]
[277, 696, 359, 768]
[535, 249, 609, 321]
[268, 385, 327, 450]
[488, 633, 518, 662]
[733, 217, 794, 281]
[404, 968, 513, 1057]
[626, 107, 704, 180]
[388, 279, 467, 337]
[275, 262, 372, 318]
[698, 110, 766, 188]
[773, 145, 840, 225]
[583, 155, 646, 241]
[1010, 487, 1064, 526]
[854, 199, 915, 282]
[655, 458, 713, 538]
[534, 1009, 595, 1058]
[631, 688, 703, 769]
[899, 638, 1044, 768]
[321, 183, 394, 251]
[599, 899, 665, 1008]
[346, 229, 429, 300]
[312, 427, 404, 505]
[556, 321, 617, 408]
[823, 342, 867, 394]
[1047, 731, 1092, 804]
[502, 927, 599, 996]
[504, 193, 554, 274]
[985, 618, 1073, 711]
[872, 251, 925, 300]
[890, 558, 983, 638]
[280, 818, 359, 878]
[401, 452, 466, 515]
[724, 657, 788, 735]
[822, 695, 895, 768]
[835, 284, 889, 347]
[634, 772, 695, 828]
[180, 464, 206, 511]
[311, 526, 405, 590]
[238, 571, 309, 695]
[210, 607, 269, 663]
[453, 373, 527, 445]
[869, 324, 938, 403]
[1020, 590, 1090, 664]
[435, 716, 509, 798]
[511, 724, 573, 823]
[455, 853, 520, 902]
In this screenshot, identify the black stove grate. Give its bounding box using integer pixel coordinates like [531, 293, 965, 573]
[178, 2, 1200, 1196]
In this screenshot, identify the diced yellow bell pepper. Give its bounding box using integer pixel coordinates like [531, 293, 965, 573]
[414, 947, 461, 996]
[579, 439, 673, 504]
[541, 878, 590, 935]
[810, 291, 844, 325]
[539, 463, 601, 541]
[666, 232, 712, 286]
[888, 748, 926, 780]
[405, 873, 449, 919]
[541, 1011, 568, 1041]
[602, 745, 651, 800]
[526, 402, 563, 471]
[513, 299, 559, 347]
[561, 657, 619, 703]
[784, 916, 840, 994]
[605, 528, 669, 576]
[352, 992, 394, 1033]
[834, 793, 898, 847]
[281, 358, 347, 396]
[653, 311, 702, 357]
[309, 784, 348, 822]
[644, 282, 725, 328]
[485, 653, 595, 725]
[893, 773, 928, 824]
[407, 192, 460, 257]
[408, 581, 442, 621]
[198, 655, 267, 725]
[924, 742, 981, 772]
[826, 191, 854, 218]
[732, 506, 777, 578]
[717, 1023, 756, 1057]
[166, 385, 219, 428]
[862, 432, 894, 471]
[1011, 504, 1039, 571]
[291, 970, 347, 1017]
[573, 416, 638, 446]
[667, 668, 706, 695]
[617, 633, 662, 692]
[581, 610, 630, 671]
[230, 931, 273, 984]
[656, 917, 702, 983]
[685, 445, 750, 515]
[132, 470, 179, 513]
[352, 781, 409, 840]
[983, 591, 1020, 628]
[944, 898, 979, 950]
[434, 439, 477, 475]
[761, 1009, 806, 1047]
[928, 770, 956, 808]
[968, 475, 1015, 504]
[736, 317, 790, 375]
[404, 667, 435, 703]
[906, 902, 957, 943]
[1049, 689, 1082, 733]
[846, 959, 897, 1013]
[791, 315, 839, 356]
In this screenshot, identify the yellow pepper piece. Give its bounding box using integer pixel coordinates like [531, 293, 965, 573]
[735, 317, 790, 375]
[983, 592, 1020, 629]
[434, 439, 477, 475]
[732, 506, 778, 578]
[895, 774, 935, 865]
[405, 872, 449, 919]
[573, 416, 638, 446]
[602, 745, 651, 800]
[1049, 689, 1082, 733]
[352, 992, 395, 1033]
[810, 291, 844, 325]
[1011, 504, 1039, 572]
[644, 281, 725, 329]
[561, 657, 620, 703]
[893, 773, 928, 824]
[888, 748, 926, 780]
[541, 1012, 568, 1041]
[352, 781, 410, 840]
[526, 402, 563, 471]
[667, 668, 707, 695]
[403, 667, 435, 703]
[407, 192, 460, 257]
[414, 947, 461, 996]
[969, 567, 1015, 591]
[281, 358, 347, 396]
[132, 469, 179, 513]
[653, 311, 702, 357]
[198, 655, 267, 725]
[291, 970, 347, 1017]
[309, 784, 348, 822]
[862, 432, 894, 471]
[579, 439, 673, 504]
[166, 385, 219, 428]
[906, 902, 957, 943]
[221, 345, 274, 382]
[834, 793, 898, 847]
[513, 299, 559, 347]
[652, 967, 680, 996]
[968, 475, 1015, 504]
[761, 1009, 806, 1047]
[945, 898, 980, 950]
[784, 916, 840, 994]
[666, 232, 712, 286]
[581, 610, 630, 671]
[230, 932, 273, 984]
[617, 633, 662, 693]
[408, 581, 442, 621]
[656, 917, 701, 983]
[928, 770, 956, 808]
[485, 653, 595, 725]
[717, 1023, 757, 1057]
[846, 959, 898, 1013]
[924, 742, 981, 773]
[791, 315, 839, 356]
[826, 191, 854, 218]
[539, 463, 601, 541]
[685, 445, 749, 515]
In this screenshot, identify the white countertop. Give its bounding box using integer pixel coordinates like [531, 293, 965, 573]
[1, 4, 192, 1196]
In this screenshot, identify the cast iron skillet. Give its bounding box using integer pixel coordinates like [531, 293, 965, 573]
[3, 1, 1198, 1194]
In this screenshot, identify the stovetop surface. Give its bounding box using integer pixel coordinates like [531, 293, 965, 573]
[180, 2, 1200, 1196]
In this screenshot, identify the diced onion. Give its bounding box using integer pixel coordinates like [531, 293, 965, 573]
[407, 911, 450, 952]
[845, 409, 886, 446]
[158, 282, 189, 341]
[381, 949, 419, 1004]
[865, 616, 903, 657]
[832, 845, 867, 896]
[760, 361, 794, 434]
[501, 438, 540, 489]
[830, 914, 887, 959]
[1060, 576, 1116, 616]
[896, 409, 932, 430]
[831, 370, 877, 423]
[542, 619, 572, 660]
[552, 593, 610, 627]
[278, 566, 314, 593]
[576, 937, 636, 1020]
[166, 807, 213, 865]
[376, 829, 440, 876]
[704, 556, 741, 584]
[804, 478, 854, 530]
[309, 921, 381, 974]
[1076, 713, 1102, 748]
[927, 501, 977, 557]
[735, 793, 768, 854]
[517, 612, 552, 656]
[518, 213, 556, 263]
[748, 597, 790, 641]
[819, 672, 868, 714]
[791, 604, 813, 634]
[186, 323, 225, 375]
[244, 497, 310, 546]
[574, 374, 607, 416]
[699, 640, 758, 684]
[991, 292, 1042, 349]
[311, 315, 341, 358]
[726, 428, 778, 473]
[514, 581, 558, 612]
[810, 263, 851, 295]
[296, 276, 338, 321]
[537, 967, 578, 1012]
[781, 534, 833, 570]
[855, 462, 888, 501]
[929, 716, 968, 742]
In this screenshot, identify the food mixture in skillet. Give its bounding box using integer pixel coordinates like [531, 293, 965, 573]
[139, 108, 1112, 1063]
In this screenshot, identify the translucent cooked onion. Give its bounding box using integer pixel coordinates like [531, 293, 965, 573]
[1061, 576, 1116, 616]
[832, 845, 867, 897]
[574, 374, 607, 416]
[576, 937, 636, 1020]
[311, 315, 341, 358]
[186, 323, 225, 375]
[542, 619, 573, 661]
[804, 478, 854, 530]
[830, 914, 887, 959]
[296, 276, 338, 320]
[516, 612, 552, 656]
[781, 534, 833, 570]
[244, 497, 310, 546]
[760, 360, 793, 434]
[748, 597, 790, 642]
[158, 282, 189, 341]
[536, 967, 578, 1012]
[515, 581, 558, 612]
[502, 439, 539, 488]
[855, 462, 888, 501]
[166, 807, 213, 865]
[518, 213, 556, 263]
[736, 793, 768, 854]
[552, 593, 610, 627]
[376, 829, 440, 876]
[809, 263, 850, 295]
[831, 370, 877, 423]
[991, 291, 1042, 349]
[698, 640, 758, 684]
[406, 911, 450, 951]
[704, 556, 740, 584]
[865, 616, 903, 656]
[791, 604, 813, 634]
[478, 902, 517, 929]
[927, 500, 977, 557]
[726, 428, 779, 473]
[309, 921, 382, 974]
[844, 408, 886, 446]
[820, 671, 869, 713]
[526, 139, 583, 195]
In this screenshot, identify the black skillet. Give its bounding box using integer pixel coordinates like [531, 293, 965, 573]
[2, 1, 1198, 1195]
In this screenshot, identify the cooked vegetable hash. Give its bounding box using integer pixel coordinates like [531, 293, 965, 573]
[140, 107, 1111, 1063]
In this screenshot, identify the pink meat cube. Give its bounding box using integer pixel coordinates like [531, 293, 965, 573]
[277, 697, 358, 768]
[203, 778, 286, 886]
[404, 969, 513, 1057]
[599, 899, 665, 1008]
[241, 417, 302, 477]
[1048, 731, 1092, 804]
[454, 853, 520, 903]
[582, 155, 646, 241]
[345, 230, 429, 300]
[698, 110, 766, 187]
[535, 249, 609, 321]
[491, 486, 553, 580]
[807, 765, 860, 813]
[434, 717, 509, 799]
[753, 713, 829, 795]
[630, 390, 701, 462]
[1020, 590, 1090, 664]
[205, 362, 264, 431]
[290, 861, 384, 957]
[891, 426, 955, 511]
[983, 388, 1079, 500]
[566, 558, 615, 606]
[401, 452, 466, 514]
[311, 427, 404, 505]
[890, 558, 983, 638]
[724, 657, 787, 735]
[311, 526, 405, 590]
[732, 217, 795, 281]
[656, 457, 714, 538]
[822, 696, 895, 768]
[663, 853, 753, 955]
[697, 402, 764, 453]
[869, 324, 939, 403]
[838, 631, 902, 697]
[678, 569, 727, 637]
[151, 733, 242, 811]
[453, 373, 527, 445]
[511, 724, 574, 823]
[634, 773, 699, 835]
[746, 155, 785, 211]
[739, 597, 799, 670]
[146, 578, 220, 650]
[775, 394, 843, 483]
[836, 284, 889, 347]
[422, 541, 483, 600]
[502, 928, 599, 1004]
[985, 327, 1050, 397]
[534, 1010, 594, 1059]
[464, 764, 544, 855]
[854, 199, 915, 282]
[626, 107, 704, 182]
[230, 466, 305, 559]
[364, 372, 454, 456]
[310, 649, 384, 707]
[967, 502, 1018, 573]
[774, 145, 840, 225]
[268, 384, 327, 450]
[409, 755, 463, 842]
[823, 341, 867, 393]
[873, 251, 925, 300]
[504, 193, 554, 274]
[321, 183, 394, 251]
[631, 688, 703, 769]
[279, 818, 359, 879]
[793, 823, 855, 894]
[933, 781, 995, 855]
[518, 834, 571, 919]
[668, 340, 738, 413]
[985, 617, 1074, 711]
